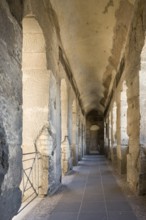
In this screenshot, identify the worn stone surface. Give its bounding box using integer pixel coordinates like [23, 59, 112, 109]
[6, 0, 23, 25]
[104, 0, 146, 195]
[0, 0, 22, 219]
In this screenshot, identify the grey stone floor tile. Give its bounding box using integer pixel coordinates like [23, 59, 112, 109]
[85, 187, 102, 194]
[86, 185, 102, 190]
[108, 211, 138, 220]
[85, 184, 102, 190]
[105, 194, 126, 201]
[89, 174, 99, 181]
[106, 201, 132, 212]
[103, 186, 123, 195]
[84, 193, 104, 202]
[61, 195, 82, 203]
[86, 180, 101, 186]
[102, 178, 116, 184]
[80, 201, 106, 213]
[86, 186, 103, 192]
[103, 184, 122, 190]
[70, 180, 85, 185]
[63, 188, 83, 196]
[78, 213, 107, 220]
[101, 170, 112, 174]
[49, 212, 78, 220]
[86, 180, 101, 185]
[54, 202, 80, 212]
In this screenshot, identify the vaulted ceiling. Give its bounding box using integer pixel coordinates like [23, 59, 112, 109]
[51, 0, 134, 115]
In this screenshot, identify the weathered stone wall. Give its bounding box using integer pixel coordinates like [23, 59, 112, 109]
[71, 100, 78, 166]
[139, 43, 146, 195]
[67, 86, 74, 169]
[105, 0, 146, 195]
[124, 0, 146, 194]
[6, 0, 23, 25]
[0, 0, 22, 219]
[59, 58, 85, 173]
[49, 71, 61, 191]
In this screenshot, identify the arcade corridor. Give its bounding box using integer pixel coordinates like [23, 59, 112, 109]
[1, 1, 146, 219]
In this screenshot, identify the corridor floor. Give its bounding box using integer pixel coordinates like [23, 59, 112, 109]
[16, 155, 145, 220]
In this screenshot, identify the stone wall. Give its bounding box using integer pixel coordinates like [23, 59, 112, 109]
[104, 0, 146, 195]
[124, 0, 146, 194]
[0, 0, 22, 219]
[49, 71, 61, 191]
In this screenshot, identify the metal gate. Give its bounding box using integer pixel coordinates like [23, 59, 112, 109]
[19, 151, 40, 212]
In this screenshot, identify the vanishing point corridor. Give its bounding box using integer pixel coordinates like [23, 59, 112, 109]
[17, 156, 140, 220]
[1, 1, 146, 219]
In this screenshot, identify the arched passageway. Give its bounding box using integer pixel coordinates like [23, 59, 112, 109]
[1, 1, 146, 219]
[21, 16, 53, 208]
[86, 110, 104, 155]
[89, 125, 100, 154]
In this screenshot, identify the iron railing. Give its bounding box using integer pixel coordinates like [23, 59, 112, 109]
[19, 151, 40, 212]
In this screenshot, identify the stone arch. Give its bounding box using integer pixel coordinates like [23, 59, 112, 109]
[89, 124, 99, 154]
[22, 16, 50, 202]
[61, 79, 72, 174]
[22, 16, 49, 151]
[90, 125, 100, 131]
[86, 110, 103, 155]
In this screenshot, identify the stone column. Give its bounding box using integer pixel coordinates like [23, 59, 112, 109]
[139, 60, 146, 194]
[111, 103, 117, 166]
[119, 82, 128, 174]
[72, 100, 78, 166]
[108, 112, 112, 160]
[104, 120, 109, 157]
[83, 123, 86, 156]
[61, 79, 72, 174]
[77, 111, 83, 161]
